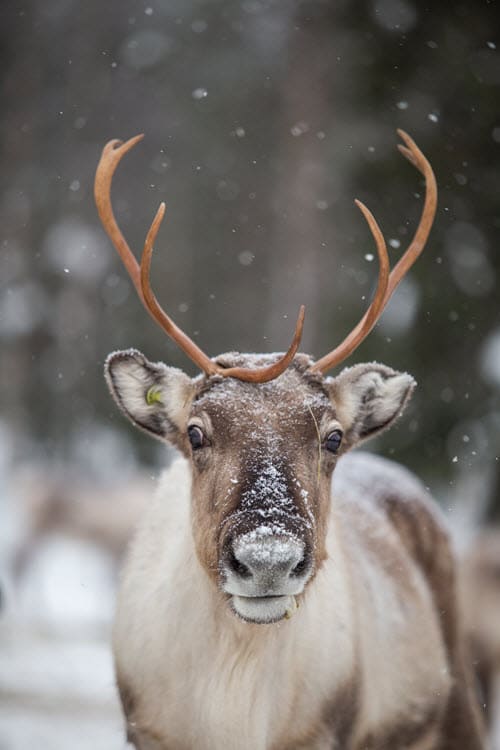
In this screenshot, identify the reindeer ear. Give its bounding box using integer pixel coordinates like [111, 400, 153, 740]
[329, 363, 415, 447]
[104, 349, 195, 444]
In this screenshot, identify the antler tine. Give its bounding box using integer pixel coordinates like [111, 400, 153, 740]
[141, 213, 305, 381]
[385, 129, 437, 303]
[310, 201, 390, 373]
[140, 203, 218, 376]
[311, 130, 437, 375]
[96, 134, 305, 383]
[94, 135, 146, 304]
[214, 305, 305, 383]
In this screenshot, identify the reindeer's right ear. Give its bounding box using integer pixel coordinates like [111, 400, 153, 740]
[104, 349, 196, 444]
[328, 362, 415, 448]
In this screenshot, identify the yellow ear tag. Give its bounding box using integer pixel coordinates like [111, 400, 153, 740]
[146, 386, 163, 406]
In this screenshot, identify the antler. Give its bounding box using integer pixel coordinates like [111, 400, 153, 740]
[310, 129, 437, 374]
[94, 135, 304, 383]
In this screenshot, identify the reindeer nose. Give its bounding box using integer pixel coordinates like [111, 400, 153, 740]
[227, 535, 310, 588]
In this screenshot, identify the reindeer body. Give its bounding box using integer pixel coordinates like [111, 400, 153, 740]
[107, 354, 483, 750]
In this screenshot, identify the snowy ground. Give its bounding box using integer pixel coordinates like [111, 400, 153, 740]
[0, 623, 124, 750]
[0, 536, 126, 750]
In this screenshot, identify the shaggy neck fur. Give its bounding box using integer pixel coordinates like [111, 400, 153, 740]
[114, 457, 358, 750]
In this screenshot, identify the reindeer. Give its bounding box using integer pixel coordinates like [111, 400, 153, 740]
[94, 131, 485, 749]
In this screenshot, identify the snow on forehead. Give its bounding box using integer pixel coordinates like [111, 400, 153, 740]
[195, 356, 329, 415]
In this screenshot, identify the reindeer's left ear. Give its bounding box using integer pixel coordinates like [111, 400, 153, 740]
[104, 349, 196, 448]
[328, 363, 416, 446]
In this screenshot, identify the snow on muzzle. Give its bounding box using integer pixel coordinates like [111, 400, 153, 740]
[221, 527, 313, 624]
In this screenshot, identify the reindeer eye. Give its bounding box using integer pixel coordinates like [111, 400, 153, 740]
[188, 425, 205, 450]
[325, 429, 343, 453]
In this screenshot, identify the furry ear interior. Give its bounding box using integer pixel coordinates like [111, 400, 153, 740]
[104, 349, 195, 444]
[329, 362, 416, 447]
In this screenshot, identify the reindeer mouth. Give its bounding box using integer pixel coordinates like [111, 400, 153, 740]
[230, 594, 298, 624]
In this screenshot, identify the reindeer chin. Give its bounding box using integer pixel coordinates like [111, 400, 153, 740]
[230, 594, 297, 624]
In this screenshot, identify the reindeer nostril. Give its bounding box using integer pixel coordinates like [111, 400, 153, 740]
[291, 554, 309, 577]
[228, 549, 252, 579]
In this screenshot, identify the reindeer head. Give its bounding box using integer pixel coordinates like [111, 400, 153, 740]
[96, 131, 436, 623]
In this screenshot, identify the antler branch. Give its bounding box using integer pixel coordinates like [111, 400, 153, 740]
[94, 135, 146, 304]
[95, 135, 305, 383]
[310, 129, 437, 374]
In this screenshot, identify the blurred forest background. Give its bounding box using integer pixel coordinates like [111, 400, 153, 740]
[0, 0, 499, 748]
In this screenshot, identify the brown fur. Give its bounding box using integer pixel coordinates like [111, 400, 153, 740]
[187, 356, 335, 584]
[383, 495, 485, 749]
[461, 528, 500, 743]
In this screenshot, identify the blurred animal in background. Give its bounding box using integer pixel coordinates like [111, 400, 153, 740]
[461, 527, 500, 750]
[95, 132, 485, 749]
[7, 466, 150, 587]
